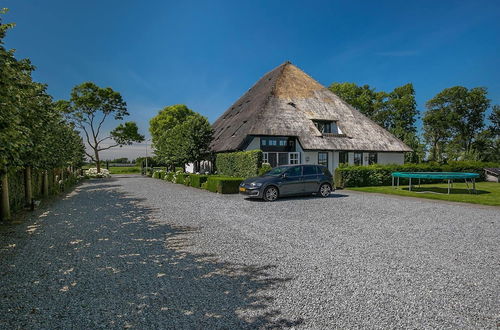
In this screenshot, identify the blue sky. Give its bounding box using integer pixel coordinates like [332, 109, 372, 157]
[4, 0, 500, 159]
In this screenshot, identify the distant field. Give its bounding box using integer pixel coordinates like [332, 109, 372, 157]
[348, 182, 500, 206]
[108, 166, 141, 174]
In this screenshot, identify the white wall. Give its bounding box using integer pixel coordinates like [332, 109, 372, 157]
[378, 152, 404, 165]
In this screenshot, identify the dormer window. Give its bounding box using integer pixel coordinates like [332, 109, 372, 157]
[313, 120, 342, 134]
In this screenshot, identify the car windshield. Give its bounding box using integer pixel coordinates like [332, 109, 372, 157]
[263, 166, 289, 177]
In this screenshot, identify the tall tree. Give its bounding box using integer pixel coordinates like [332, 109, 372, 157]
[423, 108, 453, 162]
[151, 107, 212, 169]
[149, 104, 196, 145]
[425, 86, 490, 160]
[57, 82, 144, 172]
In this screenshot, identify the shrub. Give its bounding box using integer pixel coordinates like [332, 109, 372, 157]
[335, 161, 500, 188]
[164, 172, 174, 182]
[258, 163, 272, 176]
[189, 174, 209, 188]
[216, 150, 263, 178]
[206, 176, 244, 194]
[85, 168, 111, 178]
[174, 172, 189, 184]
[201, 182, 208, 190]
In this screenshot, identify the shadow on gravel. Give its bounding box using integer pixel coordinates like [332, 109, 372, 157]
[0, 179, 303, 329]
[245, 193, 349, 202]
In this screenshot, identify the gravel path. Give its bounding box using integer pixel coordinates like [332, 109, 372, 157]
[0, 175, 499, 329]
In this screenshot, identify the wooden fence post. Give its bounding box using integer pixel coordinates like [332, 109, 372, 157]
[43, 170, 49, 197]
[25, 167, 32, 206]
[1, 173, 10, 221]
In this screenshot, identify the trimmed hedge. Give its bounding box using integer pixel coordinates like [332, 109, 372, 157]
[335, 161, 500, 188]
[216, 150, 263, 178]
[206, 176, 244, 194]
[189, 174, 209, 188]
[175, 173, 189, 184]
[164, 172, 174, 182]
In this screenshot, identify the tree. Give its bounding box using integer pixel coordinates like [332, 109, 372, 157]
[423, 107, 453, 162]
[149, 104, 196, 145]
[152, 107, 213, 169]
[425, 86, 490, 161]
[489, 105, 500, 136]
[57, 82, 144, 172]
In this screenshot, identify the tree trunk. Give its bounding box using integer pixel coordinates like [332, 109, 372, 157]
[43, 170, 49, 197]
[1, 173, 10, 221]
[95, 150, 101, 173]
[25, 167, 32, 206]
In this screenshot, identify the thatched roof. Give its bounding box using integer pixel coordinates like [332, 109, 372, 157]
[211, 62, 412, 153]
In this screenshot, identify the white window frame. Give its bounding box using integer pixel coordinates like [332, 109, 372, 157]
[289, 152, 300, 164]
[263, 152, 269, 163]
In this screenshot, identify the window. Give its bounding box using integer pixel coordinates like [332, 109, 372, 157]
[313, 121, 332, 133]
[318, 152, 328, 167]
[260, 137, 295, 151]
[289, 152, 300, 164]
[319, 166, 332, 176]
[279, 140, 287, 146]
[263, 152, 269, 163]
[303, 165, 318, 176]
[286, 166, 302, 177]
[368, 152, 377, 165]
[339, 151, 348, 164]
[269, 140, 277, 146]
[354, 152, 363, 166]
[261, 139, 267, 146]
[278, 153, 288, 165]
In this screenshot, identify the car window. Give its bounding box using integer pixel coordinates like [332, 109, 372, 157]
[319, 166, 332, 176]
[286, 166, 302, 177]
[263, 166, 288, 177]
[303, 165, 317, 176]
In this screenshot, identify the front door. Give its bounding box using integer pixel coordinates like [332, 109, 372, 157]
[279, 166, 303, 196]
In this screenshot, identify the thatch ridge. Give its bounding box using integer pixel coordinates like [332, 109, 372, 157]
[210, 62, 412, 153]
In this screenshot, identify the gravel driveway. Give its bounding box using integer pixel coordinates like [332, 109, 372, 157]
[1, 175, 499, 329]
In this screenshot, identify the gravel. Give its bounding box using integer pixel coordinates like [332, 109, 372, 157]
[0, 175, 499, 329]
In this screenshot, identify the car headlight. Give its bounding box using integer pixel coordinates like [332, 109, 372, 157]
[250, 182, 263, 188]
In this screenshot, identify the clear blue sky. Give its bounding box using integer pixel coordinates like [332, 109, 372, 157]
[4, 0, 500, 158]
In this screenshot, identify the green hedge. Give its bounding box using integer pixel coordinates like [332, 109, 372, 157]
[216, 150, 263, 178]
[164, 172, 174, 182]
[189, 174, 209, 188]
[206, 176, 244, 194]
[175, 173, 189, 184]
[335, 161, 499, 188]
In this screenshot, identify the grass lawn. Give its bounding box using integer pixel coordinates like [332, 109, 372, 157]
[108, 166, 141, 174]
[347, 182, 500, 206]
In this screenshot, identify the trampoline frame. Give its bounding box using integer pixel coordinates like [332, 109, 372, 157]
[391, 172, 479, 195]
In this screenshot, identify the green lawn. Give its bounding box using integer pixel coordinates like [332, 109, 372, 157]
[347, 182, 500, 206]
[108, 166, 141, 174]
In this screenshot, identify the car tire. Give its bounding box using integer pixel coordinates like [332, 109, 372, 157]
[263, 186, 279, 202]
[319, 183, 332, 197]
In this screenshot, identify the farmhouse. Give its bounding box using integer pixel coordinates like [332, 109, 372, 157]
[210, 62, 412, 174]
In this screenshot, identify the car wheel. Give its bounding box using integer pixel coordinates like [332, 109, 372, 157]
[263, 186, 279, 202]
[319, 183, 332, 197]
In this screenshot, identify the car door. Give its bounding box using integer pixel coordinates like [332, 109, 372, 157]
[279, 166, 303, 196]
[301, 165, 320, 193]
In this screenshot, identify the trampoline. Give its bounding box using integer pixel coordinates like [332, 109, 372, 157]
[391, 172, 479, 194]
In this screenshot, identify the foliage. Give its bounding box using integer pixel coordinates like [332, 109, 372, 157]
[149, 104, 196, 146]
[258, 163, 273, 176]
[108, 167, 140, 174]
[424, 86, 491, 161]
[335, 161, 499, 188]
[58, 82, 144, 172]
[216, 150, 263, 178]
[154, 110, 213, 167]
[206, 176, 244, 194]
[188, 174, 209, 188]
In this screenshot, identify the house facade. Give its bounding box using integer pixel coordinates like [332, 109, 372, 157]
[210, 62, 412, 174]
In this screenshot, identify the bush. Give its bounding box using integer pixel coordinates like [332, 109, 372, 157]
[164, 172, 174, 182]
[258, 163, 272, 176]
[335, 161, 500, 188]
[201, 182, 208, 190]
[189, 174, 209, 188]
[85, 168, 111, 178]
[216, 150, 263, 178]
[174, 172, 189, 184]
[206, 176, 244, 194]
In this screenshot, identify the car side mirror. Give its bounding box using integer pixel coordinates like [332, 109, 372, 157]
[281, 173, 288, 178]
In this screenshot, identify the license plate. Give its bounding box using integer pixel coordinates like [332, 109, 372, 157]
[239, 187, 246, 192]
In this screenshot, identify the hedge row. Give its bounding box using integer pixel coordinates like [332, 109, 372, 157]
[151, 170, 244, 194]
[216, 150, 263, 178]
[334, 161, 500, 188]
[1, 168, 80, 220]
